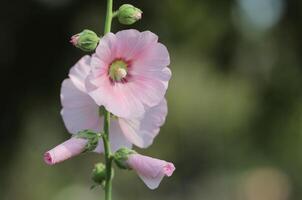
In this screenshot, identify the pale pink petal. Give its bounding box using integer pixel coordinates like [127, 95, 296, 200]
[127, 154, 175, 189]
[69, 55, 91, 92]
[61, 79, 101, 134]
[94, 119, 132, 153]
[90, 56, 108, 77]
[86, 74, 145, 119]
[131, 42, 170, 71]
[157, 67, 172, 89]
[126, 74, 167, 108]
[115, 30, 158, 60]
[95, 33, 117, 64]
[44, 137, 87, 165]
[118, 99, 168, 148]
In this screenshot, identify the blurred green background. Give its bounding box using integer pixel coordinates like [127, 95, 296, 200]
[1, 0, 302, 199]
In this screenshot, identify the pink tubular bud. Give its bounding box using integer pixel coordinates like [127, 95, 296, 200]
[44, 137, 88, 165]
[126, 153, 175, 189]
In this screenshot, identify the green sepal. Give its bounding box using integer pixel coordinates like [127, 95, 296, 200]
[113, 148, 136, 169]
[74, 130, 101, 152]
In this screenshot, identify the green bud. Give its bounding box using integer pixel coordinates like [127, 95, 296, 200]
[70, 29, 100, 52]
[91, 163, 106, 185]
[75, 130, 101, 152]
[118, 4, 142, 25]
[114, 148, 136, 169]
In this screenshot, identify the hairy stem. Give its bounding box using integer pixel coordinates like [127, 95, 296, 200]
[102, 0, 114, 199]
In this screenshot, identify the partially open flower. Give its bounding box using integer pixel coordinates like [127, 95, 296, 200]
[114, 148, 175, 189]
[127, 154, 175, 189]
[44, 137, 87, 165]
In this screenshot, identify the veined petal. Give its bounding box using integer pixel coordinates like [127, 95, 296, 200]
[61, 79, 101, 134]
[127, 74, 166, 108]
[69, 55, 91, 92]
[44, 137, 88, 165]
[131, 42, 170, 71]
[86, 74, 145, 119]
[126, 154, 175, 189]
[95, 32, 117, 64]
[118, 99, 168, 148]
[115, 30, 158, 60]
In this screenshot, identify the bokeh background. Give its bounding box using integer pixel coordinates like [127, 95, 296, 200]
[1, 0, 302, 199]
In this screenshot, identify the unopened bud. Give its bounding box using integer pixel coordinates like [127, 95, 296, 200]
[118, 4, 142, 25]
[91, 163, 106, 185]
[70, 29, 100, 52]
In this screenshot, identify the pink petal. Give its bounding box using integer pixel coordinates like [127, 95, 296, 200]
[90, 56, 108, 77]
[126, 74, 167, 108]
[95, 33, 117, 64]
[61, 79, 101, 133]
[94, 119, 132, 153]
[86, 74, 145, 119]
[115, 30, 158, 60]
[131, 42, 170, 71]
[44, 137, 87, 165]
[69, 55, 91, 92]
[127, 154, 175, 189]
[118, 99, 168, 148]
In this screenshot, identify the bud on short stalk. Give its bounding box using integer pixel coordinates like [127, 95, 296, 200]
[70, 29, 100, 52]
[91, 163, 106, 185]
[117, 4, 142, 25]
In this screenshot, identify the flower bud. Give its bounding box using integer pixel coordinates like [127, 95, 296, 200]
[117, 4, 142, 25]
[70, 29, 100, 52]
[91, 163, 106, 185]
[44, 137, 88, 165]
[114, 148, 136, 169]
[120, 151, 175, 190]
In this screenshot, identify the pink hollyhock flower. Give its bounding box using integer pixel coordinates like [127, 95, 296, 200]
[44, 137, 87, 165]
[126, 153, 175, 189]
[86, 29, 171, 119]
[61, 55, 168, 151]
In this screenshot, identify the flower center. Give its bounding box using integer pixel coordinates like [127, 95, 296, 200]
[109, 60, 128, 81]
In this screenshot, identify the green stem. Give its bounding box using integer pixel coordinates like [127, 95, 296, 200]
[104, 0, 113, 34]
[102, 1, 114, 200]
[102, 110, 112, 200]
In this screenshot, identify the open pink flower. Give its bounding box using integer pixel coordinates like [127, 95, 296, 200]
[61, 55, 168, 152]
[44, 137, 87, 165]
[86, 29, 171, 119]
[126, 153, 175, 189]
